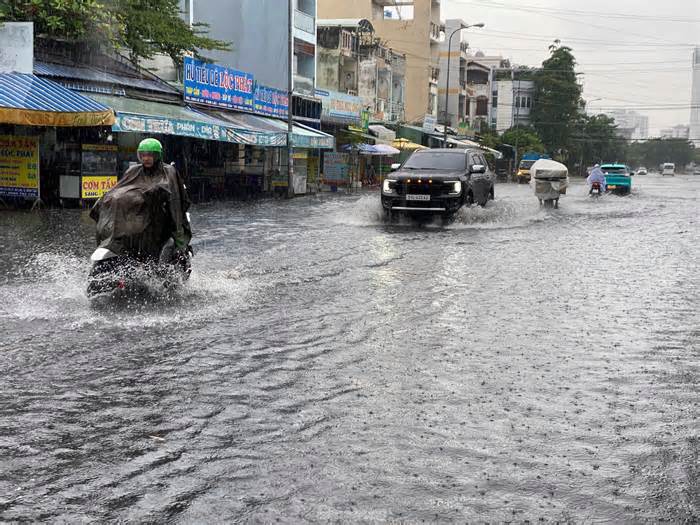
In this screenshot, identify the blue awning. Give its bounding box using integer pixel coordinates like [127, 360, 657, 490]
[0, 73, 114, 127]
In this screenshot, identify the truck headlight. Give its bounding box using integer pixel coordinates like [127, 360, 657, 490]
[383, 179, 397, 194]
[447, 181, 462, 195]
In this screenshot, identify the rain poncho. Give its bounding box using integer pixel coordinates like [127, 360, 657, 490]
[90, 162, 191, 260]
[587, 167, 607, 191]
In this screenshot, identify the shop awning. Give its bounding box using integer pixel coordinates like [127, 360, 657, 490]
[368, 124, 396, 142]
[0, 73, 115, 127]
[89, 94, 286, 146]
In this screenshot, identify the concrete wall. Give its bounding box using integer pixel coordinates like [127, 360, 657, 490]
[191, 0, 290, 91]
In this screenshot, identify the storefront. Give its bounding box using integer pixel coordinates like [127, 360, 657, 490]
[0, 72, 115, 207]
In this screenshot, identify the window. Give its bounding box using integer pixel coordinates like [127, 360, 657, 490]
[492, 95, 498, 108]
[403, 151, 466, 170]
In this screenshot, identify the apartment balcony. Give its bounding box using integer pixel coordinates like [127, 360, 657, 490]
[294, 10, 316, 45]
[340, 30, 356, 55]
[388, 101, 405, 122]
[430, 22, 443, 43]
[459, 79, 467, 95]
[429, 66, 440, 84]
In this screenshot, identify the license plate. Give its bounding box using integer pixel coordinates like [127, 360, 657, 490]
[406, 194, 430, 201]
[608, 185, 617, 189]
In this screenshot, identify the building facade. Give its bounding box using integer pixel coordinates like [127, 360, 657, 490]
[316, 19, 406, 123]
[318, 0, 443, 124]
[491, 67, 536, 133]
[660, 125, 690, 139]
[607, 109, 649, 141]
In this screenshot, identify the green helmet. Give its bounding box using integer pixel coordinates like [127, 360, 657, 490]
[137, 138, 163, 161]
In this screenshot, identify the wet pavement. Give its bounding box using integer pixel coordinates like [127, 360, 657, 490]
[1, 174, 698, 522]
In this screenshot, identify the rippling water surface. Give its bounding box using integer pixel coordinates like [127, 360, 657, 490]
[1, 176, 698, 522]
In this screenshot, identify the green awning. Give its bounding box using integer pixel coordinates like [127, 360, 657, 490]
[89, 94, 286, 146]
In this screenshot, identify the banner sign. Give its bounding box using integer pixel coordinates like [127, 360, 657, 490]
[323, 152, 350, 184]
[314, 89, 363, 124]
[254, 84, 289, 118]
[0, 135, 39, 198]
[112, 113, 284, 147]
[422, 114, 437, 133]
[81, 175, 117, 199]
[184, 57, 254, 112]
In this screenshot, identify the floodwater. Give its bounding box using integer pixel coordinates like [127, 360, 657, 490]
[1, 175, 698, 522]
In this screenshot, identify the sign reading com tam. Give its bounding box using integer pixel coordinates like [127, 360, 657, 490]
[81, 176, 117, 199]
[0, 135, 39, 198]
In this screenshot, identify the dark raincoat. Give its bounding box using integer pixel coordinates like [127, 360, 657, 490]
[90, 162, 192, 260]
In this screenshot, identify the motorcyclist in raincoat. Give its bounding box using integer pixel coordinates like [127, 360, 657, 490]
[587, 164, 607, 194]
[90, 138, 192, 263]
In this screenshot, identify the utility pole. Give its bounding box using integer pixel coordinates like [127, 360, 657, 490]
[287, 0, 295, 198]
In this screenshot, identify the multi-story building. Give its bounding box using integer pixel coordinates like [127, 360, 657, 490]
[607, 109, 649, 141]
[491, 66, 536, 132]
[437, 19, 469, 129]
[318, 0, 443, 123]
[660, 125, 690, 139]
[171, 0, 320, 124]
[690, 47, 700, 143]
[316, 19, 406, 123]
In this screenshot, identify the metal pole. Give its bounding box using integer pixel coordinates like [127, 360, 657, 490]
[443, 28, 459, 146]
[287, 0, 295, 198]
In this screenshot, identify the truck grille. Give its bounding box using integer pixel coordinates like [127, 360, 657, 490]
[396, 180, 452, 196]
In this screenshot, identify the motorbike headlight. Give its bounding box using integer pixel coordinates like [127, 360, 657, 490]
[383, 179, 397, 194]
[448, 181, 462, 195]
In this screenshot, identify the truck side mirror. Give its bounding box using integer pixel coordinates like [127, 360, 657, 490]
[390, 163, 401, 171]
[470, 164, 486, 174]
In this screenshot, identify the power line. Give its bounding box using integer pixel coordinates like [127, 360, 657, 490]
[452, 0, 700, 24]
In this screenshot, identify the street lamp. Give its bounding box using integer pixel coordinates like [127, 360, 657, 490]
[444, 22, 484, 146]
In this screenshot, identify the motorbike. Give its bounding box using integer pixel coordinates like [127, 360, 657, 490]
[589, 181, 602, 198]
[87, 238, 192, 303]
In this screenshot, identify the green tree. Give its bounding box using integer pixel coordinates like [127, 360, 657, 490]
[570, 114, 624, 173]
[530, 42, 583, 161]
[0, 0, 230, 66]
[500, 126, 545, 155]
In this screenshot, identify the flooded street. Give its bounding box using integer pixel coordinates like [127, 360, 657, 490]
[1, 175, 698, 522]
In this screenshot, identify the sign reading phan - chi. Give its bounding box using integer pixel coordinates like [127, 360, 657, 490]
[0, 135, 39, 199]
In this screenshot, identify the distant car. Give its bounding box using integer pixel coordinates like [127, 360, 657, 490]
[601, 163, 633, 195]
[694, 166, 700, 175]
[662, 163, 675, 176]
[637, 167, 647, 175]
[382, 148, 496, 220]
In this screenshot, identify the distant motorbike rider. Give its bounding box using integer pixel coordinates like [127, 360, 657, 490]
[587, 164, 607, 194]
[90, 138, 192, 263]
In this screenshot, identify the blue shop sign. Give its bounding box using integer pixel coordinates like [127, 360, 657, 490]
[184, 57, 254, 112]
[254, 84, 289, 118]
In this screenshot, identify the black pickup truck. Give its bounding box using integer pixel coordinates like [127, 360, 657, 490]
[381, 148, 495, 220]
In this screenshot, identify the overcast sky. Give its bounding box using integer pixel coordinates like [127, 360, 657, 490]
[442, 0, 700, 135]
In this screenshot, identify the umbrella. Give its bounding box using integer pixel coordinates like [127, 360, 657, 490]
[360, 144, 400, 156]
[393, 138, 427, 151]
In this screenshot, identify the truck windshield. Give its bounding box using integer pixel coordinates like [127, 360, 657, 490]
[403, 151, 465, 170]
[603, 167, 627, 173]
